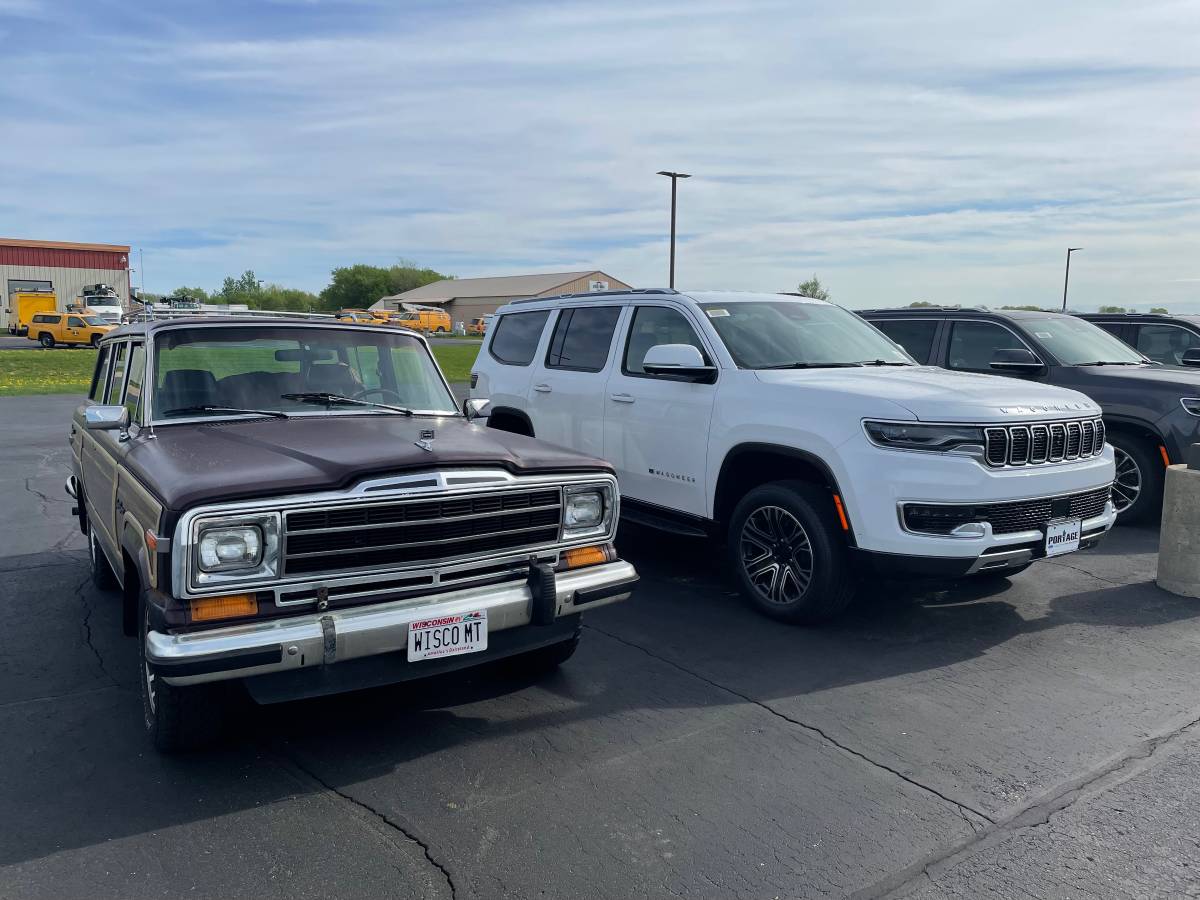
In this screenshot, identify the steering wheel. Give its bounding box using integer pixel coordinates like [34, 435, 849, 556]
[353, 387, 406, 404]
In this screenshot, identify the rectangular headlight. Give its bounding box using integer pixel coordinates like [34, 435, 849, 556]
[189, 512, 280, 589]
[562, 484, 614, 540]
[864, 421, 986, 453]
[198, 525, 263, 572]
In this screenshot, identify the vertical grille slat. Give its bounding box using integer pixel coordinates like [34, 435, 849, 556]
[982, 419, 1105, 468]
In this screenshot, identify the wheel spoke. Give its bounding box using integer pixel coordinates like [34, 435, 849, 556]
[739, 504, 816, 606]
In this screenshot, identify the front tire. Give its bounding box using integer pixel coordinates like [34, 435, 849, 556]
[139, 593, 226, 752]
[728, 481, 856, 624]
[1108, 435, 1162, 525]
[90, 333, 101, 347]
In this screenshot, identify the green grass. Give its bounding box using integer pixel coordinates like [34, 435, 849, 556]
[0, 343, 481, 397]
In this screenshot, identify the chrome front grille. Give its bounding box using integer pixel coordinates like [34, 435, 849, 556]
[282, 488, 563, 576]
[984, 418, 1105, 467]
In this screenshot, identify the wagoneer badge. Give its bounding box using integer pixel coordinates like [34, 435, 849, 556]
[415, 429, 435, 452]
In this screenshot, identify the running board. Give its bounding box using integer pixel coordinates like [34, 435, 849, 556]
[620, 506, 709, 538]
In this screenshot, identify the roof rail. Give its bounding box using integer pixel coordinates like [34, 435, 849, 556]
[510, 287, 677, 305]
[856, 305, 967, 313]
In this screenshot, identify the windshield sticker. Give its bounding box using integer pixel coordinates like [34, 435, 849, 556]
[1034, 331, 1054, 339]
[705, 308, 730, 318]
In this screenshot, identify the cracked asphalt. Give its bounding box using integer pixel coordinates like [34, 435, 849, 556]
[3, 394, 1200, 899]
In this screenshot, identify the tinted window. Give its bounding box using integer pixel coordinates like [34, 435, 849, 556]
[947, 321, 1032, 371]
[67, 316, 85, 328]
[89, 345, 112, 401]
[623, 306, 710, 375]
[1136, 324, 1200, 366]
[488, 310, 550, 366]
[872, 319, 938, 364]
[105, 343, 128, 404]
[33, 314, 59, 324]
[124, 344, 146, 418]
[546, 306, 622, 372]
[1021, 316, 1143, 366]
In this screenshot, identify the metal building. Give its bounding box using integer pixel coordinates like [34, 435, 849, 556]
[372, 270, 632, 323]
[1, 238, 131, 331]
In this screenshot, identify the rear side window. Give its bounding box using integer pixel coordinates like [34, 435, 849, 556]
[545, 306, 622, 372]
[872, 319, 939, 364]
[488, 310, 550, 366]
[33, 314, 59, 324]
[89, 345, 112, 401]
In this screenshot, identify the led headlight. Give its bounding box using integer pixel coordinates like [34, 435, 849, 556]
[563, 484, 613, 539]
[864, 421, 986, 453]
[198, 525, 263, 572]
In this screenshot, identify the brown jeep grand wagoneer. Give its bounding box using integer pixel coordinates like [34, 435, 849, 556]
[67, 318, 637, 751]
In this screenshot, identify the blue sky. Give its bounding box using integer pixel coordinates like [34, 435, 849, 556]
[1, 0, 1198, 310]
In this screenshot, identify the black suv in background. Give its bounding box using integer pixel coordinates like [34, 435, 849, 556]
[859, 307, 1200, 524]
[1076, 313, 1200, 369]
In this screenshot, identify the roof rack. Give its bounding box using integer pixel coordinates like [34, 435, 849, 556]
[856, 305, 967, 313]
[510, 288, 677, 305]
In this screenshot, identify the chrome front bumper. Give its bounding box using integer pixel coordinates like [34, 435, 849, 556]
[147, 560, 637, 686]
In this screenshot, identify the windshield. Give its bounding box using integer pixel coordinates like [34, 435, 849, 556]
[699, 300, 913, 369]
[151, 325, 458, 420]
[1024, 316, 1146, 366]
[83, 316, 108, 327]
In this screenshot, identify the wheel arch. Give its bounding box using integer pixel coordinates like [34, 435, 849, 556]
[1103, 416, 1170, 460]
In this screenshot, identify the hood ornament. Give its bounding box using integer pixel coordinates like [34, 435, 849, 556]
[415, 428, 435, 452]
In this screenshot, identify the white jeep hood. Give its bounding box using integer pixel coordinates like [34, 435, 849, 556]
[755, 366, 1100, 423]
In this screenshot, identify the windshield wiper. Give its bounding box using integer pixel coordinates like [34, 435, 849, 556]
[281, 392, 413, 416]
[857, 359, 914, 366]
[758, 362, 865, 370]
[1074, 361, 1144, 367]
[162, 405, 290, 419]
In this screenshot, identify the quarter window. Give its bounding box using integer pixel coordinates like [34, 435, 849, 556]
[623, 306, 710, 375]
[106, 343, 128, 405]
[947, 321, 1032, 372]
[1136, 324, 1200, 366]
[488, 310, 551, 366]
[545, 306, 621, 372]
[872, 319, 938, 364]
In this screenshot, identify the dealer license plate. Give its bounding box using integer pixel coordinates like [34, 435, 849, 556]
[407, 611, 488, 662]
[1045, 519, 1082, 557]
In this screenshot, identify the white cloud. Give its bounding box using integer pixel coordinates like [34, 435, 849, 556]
[0, 0, 1198, 310]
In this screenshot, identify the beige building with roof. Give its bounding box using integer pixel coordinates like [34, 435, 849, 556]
[372, 270, 631, 323]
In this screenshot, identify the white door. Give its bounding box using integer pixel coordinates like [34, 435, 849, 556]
[603, 304, 717, 518]
[527, 305, 624, 459]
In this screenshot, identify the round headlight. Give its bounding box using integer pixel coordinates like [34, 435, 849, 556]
[565, 491, 603, 528]
[198, 525, 263, 572]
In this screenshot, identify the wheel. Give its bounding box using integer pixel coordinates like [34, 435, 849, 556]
[728, 481, 856, 624]
[139, 592, 227, 752]
[38, 333, 54, 348]
[90, 334, 101, 347]
[504, 635, 580, 676]
[1108, 434, 1163, 525]
[436, 326, 448, 334]
[87, 523, 118, 591]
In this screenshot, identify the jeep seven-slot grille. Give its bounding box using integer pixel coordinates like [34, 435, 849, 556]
[903, 486, 1112, 536]
[283, 489, 563, 575]
[983, 418, 1105, 467]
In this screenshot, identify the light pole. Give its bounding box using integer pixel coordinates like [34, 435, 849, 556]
[1062, 247, 1082, 311]
[657, 171, 690, 288]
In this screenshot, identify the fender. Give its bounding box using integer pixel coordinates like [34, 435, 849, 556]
[1101, 414, 1173, 458]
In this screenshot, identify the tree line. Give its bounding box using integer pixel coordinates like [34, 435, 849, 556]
[147, 260, 453, 312]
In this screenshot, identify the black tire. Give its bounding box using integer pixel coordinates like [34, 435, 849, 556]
[728, 481, 856, 624]
[1108, 433, 1163, 525]
[139, 593, 226, 752]
[505, 635, 580, 676]
[90, 333, 101, 347]
[38, 333, 54, 348]
[87, 522, 118, 591]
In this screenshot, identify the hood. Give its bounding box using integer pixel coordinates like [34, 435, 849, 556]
[123, 414, 610, 511]
[754, 366, 1100, 422]
[1070, 363, 1200, 392]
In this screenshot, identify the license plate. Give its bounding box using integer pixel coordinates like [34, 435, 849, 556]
[407, 611, 488, 662]
[1045, 519, 1082, 557]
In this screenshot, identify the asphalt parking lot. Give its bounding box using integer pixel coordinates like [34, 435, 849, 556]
[4, 394, 1200, 899]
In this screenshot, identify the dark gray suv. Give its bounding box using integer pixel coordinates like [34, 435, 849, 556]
[859, 307, 1200, 524]
[1076, 312, 1200, 369]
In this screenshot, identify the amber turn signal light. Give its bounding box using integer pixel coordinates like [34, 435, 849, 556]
[190, 593, 258, 622]
[562, 545, 609, 570]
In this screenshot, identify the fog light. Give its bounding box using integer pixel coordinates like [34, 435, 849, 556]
[190, 593, 258, 622]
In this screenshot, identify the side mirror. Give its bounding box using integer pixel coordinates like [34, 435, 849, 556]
[989, 348, 1045, 375]
[85, 405, 130, 440]
[642, 344, 717, 383]
[1181, 348, 1200, 369]
[463, 398, 491, 421]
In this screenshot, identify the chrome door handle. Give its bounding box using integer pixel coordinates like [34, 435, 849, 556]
[533, 384, 552, 393]
[609, 393, 635, 403]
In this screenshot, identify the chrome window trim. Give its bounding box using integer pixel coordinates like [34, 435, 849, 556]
[171, 468, 619, 599]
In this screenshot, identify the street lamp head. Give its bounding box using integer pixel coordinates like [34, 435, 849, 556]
[1068, 247, 1083, 252]
[657, 171, 691, 178]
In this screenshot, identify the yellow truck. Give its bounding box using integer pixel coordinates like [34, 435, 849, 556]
[26, 311, 114, 347]
[7, 290, 58, 336]
[388, 307, 452, 334]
